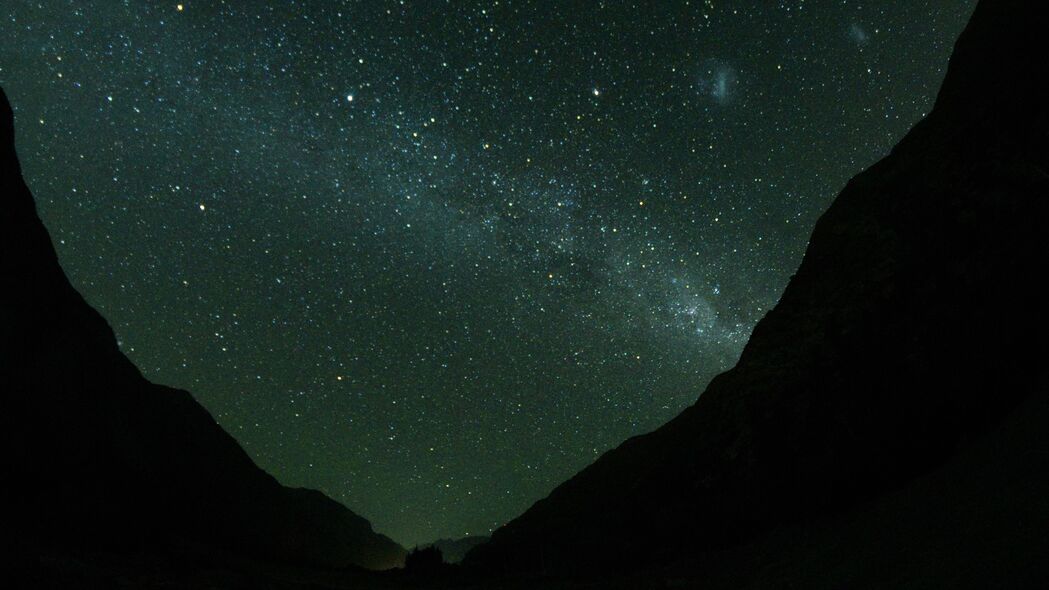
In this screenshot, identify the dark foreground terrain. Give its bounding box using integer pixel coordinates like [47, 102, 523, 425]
[3, 0, 1047, 587]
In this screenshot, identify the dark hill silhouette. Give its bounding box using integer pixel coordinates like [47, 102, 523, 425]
[0, 87, 405, 572]
[466, 0, 1049, 580]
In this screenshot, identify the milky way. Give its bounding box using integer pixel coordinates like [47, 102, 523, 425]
[0, 1, 975, 545]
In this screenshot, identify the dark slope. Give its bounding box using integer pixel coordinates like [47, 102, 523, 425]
[467, 0, 1049, 577]
[690, 377, 1049, 590]
[0, 87, 405, 571]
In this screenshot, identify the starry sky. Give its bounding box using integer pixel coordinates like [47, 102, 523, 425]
[1, 1, 976, 546]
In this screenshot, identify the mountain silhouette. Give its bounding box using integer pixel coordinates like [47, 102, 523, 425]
[5, 0, 1048, 587]
[0, 87, 406, 572]
[466, 0, 1049, 583]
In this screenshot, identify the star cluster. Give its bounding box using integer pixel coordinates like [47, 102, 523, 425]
[1, 1, 975, 546]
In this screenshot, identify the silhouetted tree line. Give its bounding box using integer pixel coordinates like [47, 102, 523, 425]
[405, 545, 444, 574]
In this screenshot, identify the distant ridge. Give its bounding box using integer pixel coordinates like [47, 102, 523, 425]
[423, 535, 490, 564]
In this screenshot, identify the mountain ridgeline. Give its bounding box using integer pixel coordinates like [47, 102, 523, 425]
[3, 0, 1048, 586]
[0, 88, 405, 571]
[466, 0, 1049, 581]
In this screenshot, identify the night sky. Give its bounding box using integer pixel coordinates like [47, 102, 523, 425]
[1, 1, 975, 546]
